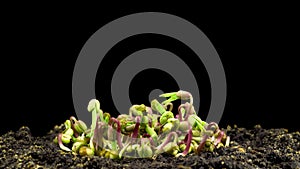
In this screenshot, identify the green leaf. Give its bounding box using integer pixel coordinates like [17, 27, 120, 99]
[151, 99, 166, 114]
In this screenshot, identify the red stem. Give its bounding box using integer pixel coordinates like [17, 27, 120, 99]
[178, 130, 189, 145]
[70, 116, 79, 137]
[110, 117, 123, 149]
[197, 135, 208, 153]
[197, 122, 218, 153]
[181, 128, 192, 156]
[214, 130, 224, 146]
[131, 116, 141, 139]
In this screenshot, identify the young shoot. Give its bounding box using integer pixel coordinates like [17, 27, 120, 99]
[54, 90, 229, 159]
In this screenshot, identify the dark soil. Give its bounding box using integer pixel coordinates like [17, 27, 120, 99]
[1, 125, 299, 169]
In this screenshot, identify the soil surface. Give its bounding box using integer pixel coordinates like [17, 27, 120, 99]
[1, 125, 299, 169]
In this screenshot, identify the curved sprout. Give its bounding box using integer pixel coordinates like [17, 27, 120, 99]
[55, 91, 229, 159]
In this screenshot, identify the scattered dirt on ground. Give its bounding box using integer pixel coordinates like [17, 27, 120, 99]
[1, 125, 299, 169]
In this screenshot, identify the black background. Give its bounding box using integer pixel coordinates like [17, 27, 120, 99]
[1, 5, 299, 136]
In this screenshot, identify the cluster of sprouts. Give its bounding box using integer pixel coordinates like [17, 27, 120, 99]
[54, 90, 230, 159]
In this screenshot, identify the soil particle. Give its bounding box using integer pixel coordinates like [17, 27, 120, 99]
[1, 125, 299, 168]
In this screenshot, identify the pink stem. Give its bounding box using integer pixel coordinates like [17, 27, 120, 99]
[197, 122, 217, 153]
[178, 130, 189, 145]
[93, 115, 102, 151]
[178, 103, 194, 121]
[177, 105, 183, 121]
[131, 116, 141, 139]
[57, 133, 71, 151]
[214, 130, 224, 146]
[148, 137, 155, 147]
[146, 107, 153, 115]
[110, 117, 123, 149]
[70, 116, 79, 137]
[93, 121, 105, 151]
[107, 125, 113, 140]
[184, 103, 193, 121]
[181, 128, 192, 156]
[156, 132, 177, 151]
